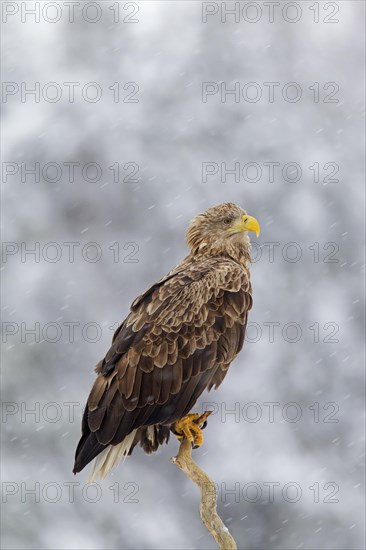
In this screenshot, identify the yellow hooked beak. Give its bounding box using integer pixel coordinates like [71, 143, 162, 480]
[227, 214, 261, 237]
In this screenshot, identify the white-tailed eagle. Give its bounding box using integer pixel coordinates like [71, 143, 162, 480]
[73, 203, 260, 480]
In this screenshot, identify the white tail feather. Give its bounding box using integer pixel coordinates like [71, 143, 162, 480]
[88, 429, 137, 482]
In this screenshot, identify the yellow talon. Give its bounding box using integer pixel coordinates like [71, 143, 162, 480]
[173, 411, 212, 448]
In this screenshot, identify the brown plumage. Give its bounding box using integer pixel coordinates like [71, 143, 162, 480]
[73, 203, 260, 480]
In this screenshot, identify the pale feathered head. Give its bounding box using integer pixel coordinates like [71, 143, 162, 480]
[186, 203, 260, 261]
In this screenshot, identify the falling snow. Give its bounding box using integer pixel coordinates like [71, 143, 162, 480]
[2, 3, 365, 550]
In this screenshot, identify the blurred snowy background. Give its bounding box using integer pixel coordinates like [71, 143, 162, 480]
[1, 1, 365, 549]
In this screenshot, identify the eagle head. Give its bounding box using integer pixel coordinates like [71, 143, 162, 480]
[186, 202, 260, 260]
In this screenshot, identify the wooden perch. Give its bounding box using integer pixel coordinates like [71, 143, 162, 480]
[171, 438, 237, 550]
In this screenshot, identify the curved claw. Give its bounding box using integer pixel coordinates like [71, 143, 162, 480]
[201, 420, 208, 431]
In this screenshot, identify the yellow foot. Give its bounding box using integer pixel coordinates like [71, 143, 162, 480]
[173, 411, 212, 448]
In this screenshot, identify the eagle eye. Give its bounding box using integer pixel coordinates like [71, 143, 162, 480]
[223, 217, 232, 226]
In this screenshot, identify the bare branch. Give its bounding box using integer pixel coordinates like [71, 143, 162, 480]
[171, 438, 237, 550]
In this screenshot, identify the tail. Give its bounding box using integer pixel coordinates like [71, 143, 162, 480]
[87, 430, 137, 482]
[73, 424, 171, 480]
